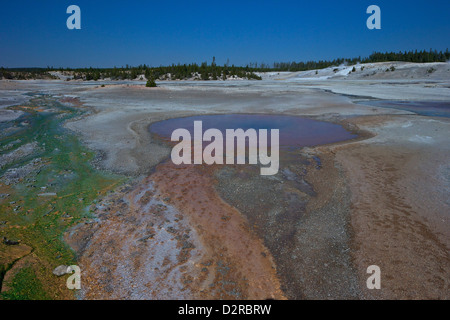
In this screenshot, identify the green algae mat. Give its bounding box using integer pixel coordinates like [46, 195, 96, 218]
[0, 94, 124, 299]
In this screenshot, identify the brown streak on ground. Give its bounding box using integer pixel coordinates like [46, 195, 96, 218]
[151, 161, 285, 299]
[329, 115, 450, 299]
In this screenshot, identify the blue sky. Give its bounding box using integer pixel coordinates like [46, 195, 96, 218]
[1, 0, 449, 67]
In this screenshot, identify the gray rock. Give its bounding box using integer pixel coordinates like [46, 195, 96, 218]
[53, 265, 69, 276]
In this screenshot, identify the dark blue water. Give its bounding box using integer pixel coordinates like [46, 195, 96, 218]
[358, 100, 450, 118]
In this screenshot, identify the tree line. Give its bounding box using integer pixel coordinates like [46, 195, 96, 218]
[269, 49, 450, 72]
[2, 49, 449, 80]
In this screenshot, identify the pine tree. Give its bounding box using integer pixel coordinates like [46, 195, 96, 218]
[146, 78, 157, 87]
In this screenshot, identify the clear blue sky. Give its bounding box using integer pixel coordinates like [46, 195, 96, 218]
[1, 0, 449, 68]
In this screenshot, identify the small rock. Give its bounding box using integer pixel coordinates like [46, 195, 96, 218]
[53, 265, 69, 276]
[2, 237, 19, 245]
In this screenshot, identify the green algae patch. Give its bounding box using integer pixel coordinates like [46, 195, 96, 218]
[0, 94, 125, 299]
[1, 266, 50, 300]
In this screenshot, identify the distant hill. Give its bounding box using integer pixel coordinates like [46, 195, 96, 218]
[261, 61, 450, 81]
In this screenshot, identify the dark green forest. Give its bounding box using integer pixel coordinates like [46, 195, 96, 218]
[1, 49, 449, 81]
